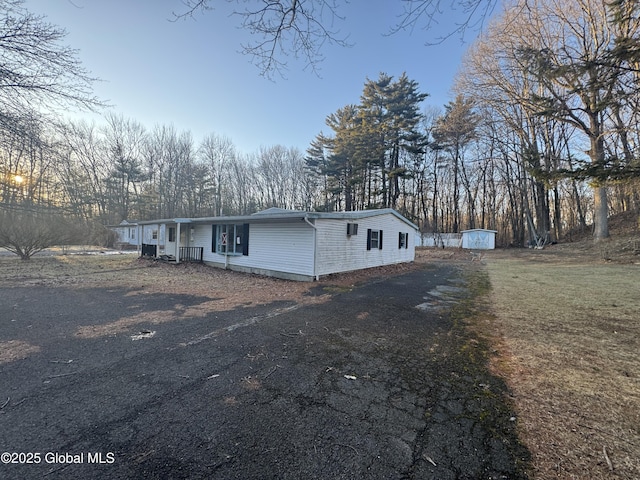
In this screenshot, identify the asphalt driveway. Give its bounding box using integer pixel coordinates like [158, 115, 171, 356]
[0, 264, 529, 479]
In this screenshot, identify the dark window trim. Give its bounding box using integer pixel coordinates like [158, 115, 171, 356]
[398, 232, 409, 249]
[213, 223, 250, 256]
[242, 223, 250, 256]
[367, 229, 383, 250]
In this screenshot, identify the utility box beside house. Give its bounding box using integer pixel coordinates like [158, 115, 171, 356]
[461, 229, 497, 250]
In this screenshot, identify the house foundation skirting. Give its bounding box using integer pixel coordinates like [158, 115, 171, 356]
[203, 261, 315, 282]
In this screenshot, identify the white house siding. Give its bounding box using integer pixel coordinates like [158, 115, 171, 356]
[315, 214, 415, 276]
[141, 224, 160, 245]
[109, 222, 138, 248]
[191, 224, 211, 254]
[129, 227, 137, 244]
[198, 222, 316, 280]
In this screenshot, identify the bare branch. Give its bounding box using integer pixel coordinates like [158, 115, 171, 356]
[389, 0, 497, 44]
[171, 0, 212, 20]
[173, 0, 351, 78]
[235, 0, 351, 78]
[0, 0, 104, 117]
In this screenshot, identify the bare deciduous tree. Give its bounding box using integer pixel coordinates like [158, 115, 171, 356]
[457, 0, 640, 241]
[102, 114, 148, 222]
[0, 205, 77, 259]
[0, 0, 103, 122]
[198, 133, 236, 215]
[57, 120, 110, 220]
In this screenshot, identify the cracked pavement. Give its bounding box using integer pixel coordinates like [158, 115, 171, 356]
[0, 263, 529, 479]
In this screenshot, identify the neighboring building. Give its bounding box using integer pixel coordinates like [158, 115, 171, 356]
[136, 208, 418, 281]
[461, 229, 497, 250]
[108, 220, 139, 250]
[415, 232, 463, 248]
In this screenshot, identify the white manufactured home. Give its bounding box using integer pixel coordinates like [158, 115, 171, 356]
[136, 208, 418, 281]
[108, 220, 139, 249]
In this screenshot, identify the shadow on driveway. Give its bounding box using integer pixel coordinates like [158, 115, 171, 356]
[0, 264, 529, 479]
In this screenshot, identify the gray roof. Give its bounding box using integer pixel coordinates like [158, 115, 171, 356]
[137, 208, 418, 230]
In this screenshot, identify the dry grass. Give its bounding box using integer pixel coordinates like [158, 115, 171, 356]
[0, 251, 141, 287]
[484, 253, 640, 479]
[0, 340, 41, 365]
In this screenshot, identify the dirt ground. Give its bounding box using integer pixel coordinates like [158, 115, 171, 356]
[0, 249, 527, 479]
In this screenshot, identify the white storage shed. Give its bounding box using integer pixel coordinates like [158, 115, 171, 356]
[461, 229, 497, 250]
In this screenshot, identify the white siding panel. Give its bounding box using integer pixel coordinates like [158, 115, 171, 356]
[229, 223, 315, 276]
[193, 225, 214, 260]
[315, 214, 415, 276]
[141, 224, 159, 245]
[196, 222, 315, 278]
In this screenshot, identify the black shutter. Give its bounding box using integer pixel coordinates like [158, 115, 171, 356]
[366, 229, 372, 250]
[398, 232, 403, 249]
[378, 230, 383, 249]
[242, 223, 250, 256]
[212, 225, 217, 252]
[405, 232, 409, 249]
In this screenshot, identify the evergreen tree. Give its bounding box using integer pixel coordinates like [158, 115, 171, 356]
[432, 95, 478, 232]
[360, 73, 428, 208]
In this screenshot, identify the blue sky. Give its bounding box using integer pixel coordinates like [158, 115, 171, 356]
[26, 0, 479, 155]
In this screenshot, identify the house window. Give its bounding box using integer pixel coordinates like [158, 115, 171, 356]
[129, 228, 136, 239]
[398, 232, 409, 249]
[212, 224, 249, 256]
[152, 229, 158, 240]
[366, 229, 383, 250]
[371, 230, 380, 249]
[347, 223, 358, 236]
[168, 227, 176, 242]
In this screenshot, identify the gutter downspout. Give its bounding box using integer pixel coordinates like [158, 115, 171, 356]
[224, 226, 229, 270]
[303, 215, 318, 281]
[176, 222, 181, 264]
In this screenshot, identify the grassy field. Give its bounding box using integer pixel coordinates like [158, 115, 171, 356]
[483, 251, 640, 479]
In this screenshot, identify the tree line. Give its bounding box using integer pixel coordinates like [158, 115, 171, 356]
[2, 0, 640, 258]
[310, 0, 640, 244]
[1, 113, 316, 217]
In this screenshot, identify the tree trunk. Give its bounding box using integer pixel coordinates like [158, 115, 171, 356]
[590, 132, 609, 241]
[593, 185, 609, 241]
